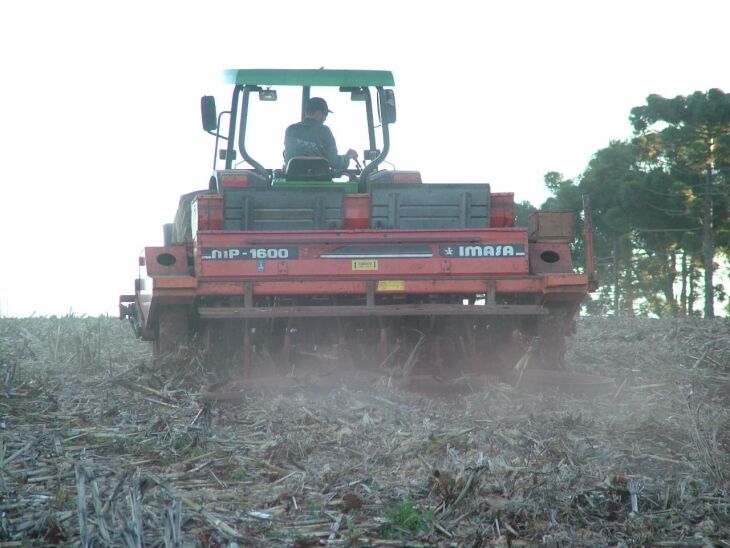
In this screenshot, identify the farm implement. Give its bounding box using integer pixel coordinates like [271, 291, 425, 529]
[120, 69, 596, 381]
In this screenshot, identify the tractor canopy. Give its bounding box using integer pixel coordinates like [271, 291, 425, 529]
[222, 69, 395, 87]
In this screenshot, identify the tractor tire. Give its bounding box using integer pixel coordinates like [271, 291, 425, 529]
[535, 304, 571, 370]
[152, 305, 192, 367]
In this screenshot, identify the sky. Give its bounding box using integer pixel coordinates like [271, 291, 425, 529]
[1, 0, 729, 317]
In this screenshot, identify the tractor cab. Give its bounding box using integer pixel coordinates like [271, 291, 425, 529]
[201, 69, 400, 192]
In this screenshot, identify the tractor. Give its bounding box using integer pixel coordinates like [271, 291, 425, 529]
[120, 69, 596, 380]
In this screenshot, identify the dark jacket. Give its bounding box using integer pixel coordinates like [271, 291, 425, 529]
[283, 118, 350, 171]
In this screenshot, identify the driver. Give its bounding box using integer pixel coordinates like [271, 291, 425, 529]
[283, 97, 358, 171]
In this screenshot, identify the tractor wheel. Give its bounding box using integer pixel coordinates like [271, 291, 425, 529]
[535, 304, 571, 370]
[152, 305, 192, 367]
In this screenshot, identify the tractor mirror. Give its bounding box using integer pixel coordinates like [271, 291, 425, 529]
[382, 89, 396, 124]
[201, 96, 218, 132]
[259, 89, 277, 101]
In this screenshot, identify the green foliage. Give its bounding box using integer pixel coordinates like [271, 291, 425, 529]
[307, 499, 323, 514]
[543, 142, 711, 316]
[345, 513, 361, 541]
[382, 500, 435, 536]
[630, 89, 730, 171]
[514, 200, 537, 227]
[170, 433, 193, 452]
[544, 88, 730, 317]
[630, 89, 730, 316]
[228, 469, 249, 481]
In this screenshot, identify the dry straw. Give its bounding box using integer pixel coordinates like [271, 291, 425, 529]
[0, 315, 728, 544]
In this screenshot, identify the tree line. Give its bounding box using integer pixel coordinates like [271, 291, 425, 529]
[520, 89, 730, 317]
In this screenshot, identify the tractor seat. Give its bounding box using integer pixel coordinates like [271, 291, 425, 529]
[284, 156, 334, 181]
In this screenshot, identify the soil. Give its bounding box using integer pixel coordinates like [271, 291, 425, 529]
[1, 315, 729, 546]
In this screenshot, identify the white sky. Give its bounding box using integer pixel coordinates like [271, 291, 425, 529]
[1, 0, 729, 317]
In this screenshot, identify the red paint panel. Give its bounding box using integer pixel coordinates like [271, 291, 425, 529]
[495, 279, 543, 293]
[259, 280, 491, 295]
[194, 195, 224, 231]
[543, 273, 590, 289]
[343, 194, 370, 229]
[490, 192, 515, 228]
[192, 275, 588, 301]
[154, 277, 197, 289]
[198, 257, 527, 278]
[198, 280, 367, 296]
[145, 246, 190, 276]
[528, 243, 574, 274]
[196, 279, 493, 297]
[195, 228, 530, 279]
[197, 228, 526, 243]
[183, 229, 587, 304]
[220, 173, 250, 188]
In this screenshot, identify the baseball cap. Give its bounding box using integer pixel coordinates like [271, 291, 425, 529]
[307, 97, 333, 114]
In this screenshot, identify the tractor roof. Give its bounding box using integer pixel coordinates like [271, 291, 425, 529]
[223, 69, 394, 87]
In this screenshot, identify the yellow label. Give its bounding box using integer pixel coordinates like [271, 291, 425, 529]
[352, 259, 378, 271]
[377, 280, 405, 291]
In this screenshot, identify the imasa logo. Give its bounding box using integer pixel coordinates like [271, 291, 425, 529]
[439, 244, 525, 258]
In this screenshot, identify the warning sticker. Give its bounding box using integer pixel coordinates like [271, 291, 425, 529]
[377, 280, 405, 291]
[352, 259, 378, 271]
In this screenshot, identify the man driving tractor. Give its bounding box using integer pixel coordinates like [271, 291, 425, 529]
[283, 97, 358, 171]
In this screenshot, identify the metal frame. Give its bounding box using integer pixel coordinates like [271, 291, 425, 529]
[220, 74, 394, 186]
[198, 303, 549, 319]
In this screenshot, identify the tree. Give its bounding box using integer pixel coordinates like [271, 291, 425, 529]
[514, 200, 537, 227]
[630, 89, 730, 317]
[560, 143, 643, 315]
[542, 142, 704, 317]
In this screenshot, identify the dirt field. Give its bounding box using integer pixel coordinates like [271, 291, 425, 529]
[1, 316, 729, 546]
